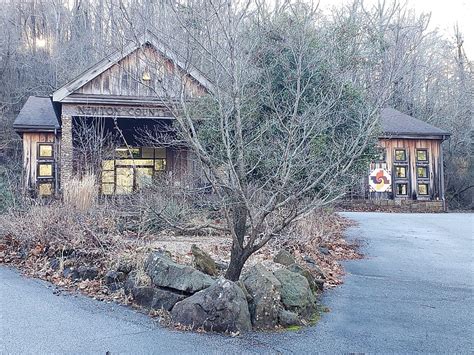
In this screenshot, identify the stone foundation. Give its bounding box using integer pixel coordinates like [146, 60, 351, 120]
[339, 199, 445, 213]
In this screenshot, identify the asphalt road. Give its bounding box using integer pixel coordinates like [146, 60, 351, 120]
[1, 212, 473, 354]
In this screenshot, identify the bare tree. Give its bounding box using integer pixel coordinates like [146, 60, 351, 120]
[135, 0, 385, 280]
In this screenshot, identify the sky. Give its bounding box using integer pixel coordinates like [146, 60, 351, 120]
[318, 0, 473, 57]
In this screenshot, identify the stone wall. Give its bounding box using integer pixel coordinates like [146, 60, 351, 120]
[339, 199, 445, 213]
[60, 115, 73, 191]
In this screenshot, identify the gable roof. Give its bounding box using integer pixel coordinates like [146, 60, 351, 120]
[380, 107, 450, 139]
[13, 96, 60, 132]
[52, 31, 214, 102]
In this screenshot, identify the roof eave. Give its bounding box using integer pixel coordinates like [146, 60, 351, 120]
[380, 132, 451, 140]
[13, 125, 60, 133]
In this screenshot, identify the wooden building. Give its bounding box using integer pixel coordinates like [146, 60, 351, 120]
[367, 107, 450, 210]
[13, 33, 212, 196]
[13, 33, 450, 208]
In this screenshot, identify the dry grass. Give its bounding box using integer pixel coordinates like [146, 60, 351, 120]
[0, 195, 360, 301]
[63, 174, 97, 210]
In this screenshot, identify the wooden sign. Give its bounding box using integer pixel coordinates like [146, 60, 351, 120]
[62, 103, 175, 119]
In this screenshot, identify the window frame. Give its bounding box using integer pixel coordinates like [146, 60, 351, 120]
[415, 148, 430, 198]
[38, 181, 54, 196]
[37, 162, 54, 178]
[394, 149, 407, 162]
[37, 143, 54, 159]
[395, 165, 407, 178]
[416, 149, 428, 162]
[416, 166, 429, 179]
[395, 182, 408, 196]
[417, 183, 429, 196]
[393, 148, 409, 198]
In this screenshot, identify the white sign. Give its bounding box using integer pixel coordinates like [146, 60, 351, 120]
[369, 168, 392, 192]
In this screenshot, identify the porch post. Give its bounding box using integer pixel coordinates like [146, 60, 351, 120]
[60, 114, 73, 192]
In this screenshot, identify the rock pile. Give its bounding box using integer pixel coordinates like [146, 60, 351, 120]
[104, 248, 322, 333]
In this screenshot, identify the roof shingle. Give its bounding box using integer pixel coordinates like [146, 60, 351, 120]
[380, 107, 449, 138]
[13, 96, 60, 132]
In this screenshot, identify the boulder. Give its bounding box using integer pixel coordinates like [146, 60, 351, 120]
[116, 260, 134, 274]
[124, 271, 138, 295]
[145, 252, 213, 293]
[132, 286, 187, 311]
[153, 288, 188, 311]
[105, 270, 126, 291]
[171, 278, 251, 333]
[191, 244, 218, 276]
[278, 309, 301, 327]
[105, 270, 126, 285]
[131, 286, 155, 308]
[77, 266, 99, 280]
[287, 264, 324, 293]
[273, 268, 317, 317]
[242, 263, 282, 329]
[63, 267, 79, 280]
[302, 256, 326, 280]
[273, 250, 296, 266]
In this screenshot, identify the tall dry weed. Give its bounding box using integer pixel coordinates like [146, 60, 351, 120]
[63, 174, 97, 210]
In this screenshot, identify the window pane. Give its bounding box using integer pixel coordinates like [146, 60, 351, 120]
[417, 150, 427, 161]
[396, 183, 407, 195]
[395, 150, 406, 161]
[137, 167, 153, 187]
[38, 182, 53, 196]
[102, 184, 114, 195]
[116, 147, 140, 158]
[417, 166, 428, 178]
[39, 144, 53, 158]
[38, 163, 53, 177]
[142, 147, 154, 158]
[116, 159, 154, 166]
[102, 170, 115, 183]
[155, 148, 166, 159]
[102, 160, 115, 171]
[116, 167, 134, 187]
[395, 166, 407, 178]
[154, 158, 166, 171]
[418, 183, 429, 195]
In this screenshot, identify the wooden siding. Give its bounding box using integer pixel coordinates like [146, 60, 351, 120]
[22, 132, 56, 190]
[75, 45, 206, 99]
[378, 138, 444, 200]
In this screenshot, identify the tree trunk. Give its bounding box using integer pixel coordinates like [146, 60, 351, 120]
[225, 243, 249, 281]
[224, 204, 248, 281]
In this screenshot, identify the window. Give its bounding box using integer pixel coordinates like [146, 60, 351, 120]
[38, 182, 53, 196]
[394, 149, 407, 161]
[101, 160, 115, 195]
[415, 149, 430, 198]
[416, 149, 428, 162]
[38, 143, 53, 158]
[418, 183, 429, 195]
[115, 147, 141, 159]
[100, 147, 168, 195]
[393, 148, 409, 197]
[395, 166, 407, 178]
[154, 159, 166, 171]
[38, 162, 53, 177]
[417, 166, 428, 178]
[396, 183, 408, 195]
[376, 147, 386, 162]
